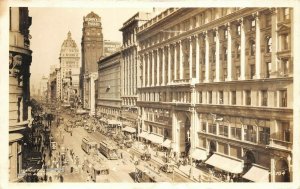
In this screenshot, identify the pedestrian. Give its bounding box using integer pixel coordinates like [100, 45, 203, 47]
[120, 152, 123, 159]
[59, 174, 64, 183]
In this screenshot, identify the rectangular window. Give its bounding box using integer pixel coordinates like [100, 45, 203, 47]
[230, 146, 241, 158]
[231, 127, 242, 140]
[261, 90, 268, 106]
[237, 25, 241, 35]
[208, 124, 217, 134]
[199, 137, 206, 148]
[279, 90, 287, 107]
[284, 8, 290, 20]
[236, 66, 240, 79]
[258, 127, 270, 145]
[231, 91, 236, 105]
[281, 122, 290, 142]
[208, 91, 212, 104]
[219, 125, 228, 137]
[244, 125, 257, 143]
[199, 91, 202, 103]
[266, 62, 271, 78]
[250, 64, 255, 79]
[218, 142, 228, 155]
[219, 91, 223, 104]
[202, 122, 207, 132]
[245, 90, 251, 106]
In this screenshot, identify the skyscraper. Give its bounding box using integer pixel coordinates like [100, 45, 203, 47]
[81, 11, 104, 107]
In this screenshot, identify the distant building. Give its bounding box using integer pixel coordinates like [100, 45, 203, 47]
[59, 31, 80, 104]
[39, 75, 48, 101]
[9, 7, 32, 182]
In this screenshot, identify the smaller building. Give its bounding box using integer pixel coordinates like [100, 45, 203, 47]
[96, 51, 122, 121]
[104, 40, 121, 57]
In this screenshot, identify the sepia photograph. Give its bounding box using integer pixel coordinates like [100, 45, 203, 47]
[3, 0, 300, 188]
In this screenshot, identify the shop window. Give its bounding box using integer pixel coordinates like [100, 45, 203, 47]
[244, 125, 257, 143]
[258, 127, 270, 145]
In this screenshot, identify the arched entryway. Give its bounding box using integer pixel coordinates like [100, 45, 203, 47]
[177, 112, 191, 157]
[209, 141, 216, 156]
[243, 150, 256, 173]
[275, 159, 290, 182]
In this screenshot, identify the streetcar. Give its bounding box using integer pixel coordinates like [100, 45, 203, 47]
[98, 141, 118, 160]
[81, 137, 98, 155]
[135, 164, 172, 183]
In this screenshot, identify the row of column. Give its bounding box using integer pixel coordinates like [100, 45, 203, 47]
[140, 11, 279, 88]
[123, 48, 137, 97]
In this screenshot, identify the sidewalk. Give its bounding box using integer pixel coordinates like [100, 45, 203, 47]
[131, 141, 222, 182]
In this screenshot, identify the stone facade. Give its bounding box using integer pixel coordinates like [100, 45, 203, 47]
[9, 7, 32, 182]
[96, 52, 122, 119]
[119, 12, 152, 136]
[137, 8, 293, 182]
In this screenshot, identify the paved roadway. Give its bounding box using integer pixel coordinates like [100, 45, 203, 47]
[51, 109, 191, 182]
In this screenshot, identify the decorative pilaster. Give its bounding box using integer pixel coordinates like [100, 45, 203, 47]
[226, 23, 233, 81]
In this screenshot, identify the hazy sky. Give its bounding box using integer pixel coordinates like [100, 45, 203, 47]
[29, 7, 161, 88]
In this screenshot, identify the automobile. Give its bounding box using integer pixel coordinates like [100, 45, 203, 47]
[141, 152, 151, 161]
[160, 163, 175, 173]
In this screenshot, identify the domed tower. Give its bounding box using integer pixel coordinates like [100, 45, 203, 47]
[59, 31, 80, 100]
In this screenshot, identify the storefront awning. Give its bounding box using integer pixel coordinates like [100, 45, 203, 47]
[242, 164, 270, 182]
[138, 132, 149, 139]
[122, 126, 136, 133]
[205, 153, 243, 174]
[191, 148, 208, 161]
[147, 134, 164, 144]
[161, 139, 171, 148]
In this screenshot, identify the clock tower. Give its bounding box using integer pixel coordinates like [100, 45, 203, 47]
[80, 11, 103, 104]
[81, 11, 104, 74]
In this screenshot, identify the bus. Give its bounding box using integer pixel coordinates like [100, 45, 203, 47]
[81, 137, 98, 155]
[98, 141, 118, 160]
[135, 164, 172, 183]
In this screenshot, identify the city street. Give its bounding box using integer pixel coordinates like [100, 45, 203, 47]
[47, 107, 192, 182]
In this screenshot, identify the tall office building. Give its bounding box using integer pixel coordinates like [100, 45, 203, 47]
[81, 11, 104, 108]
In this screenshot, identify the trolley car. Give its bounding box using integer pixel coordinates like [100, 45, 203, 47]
[81, 137, 98, 155]
[135, 164, 172, 182]
[98, 141, 118, 160]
